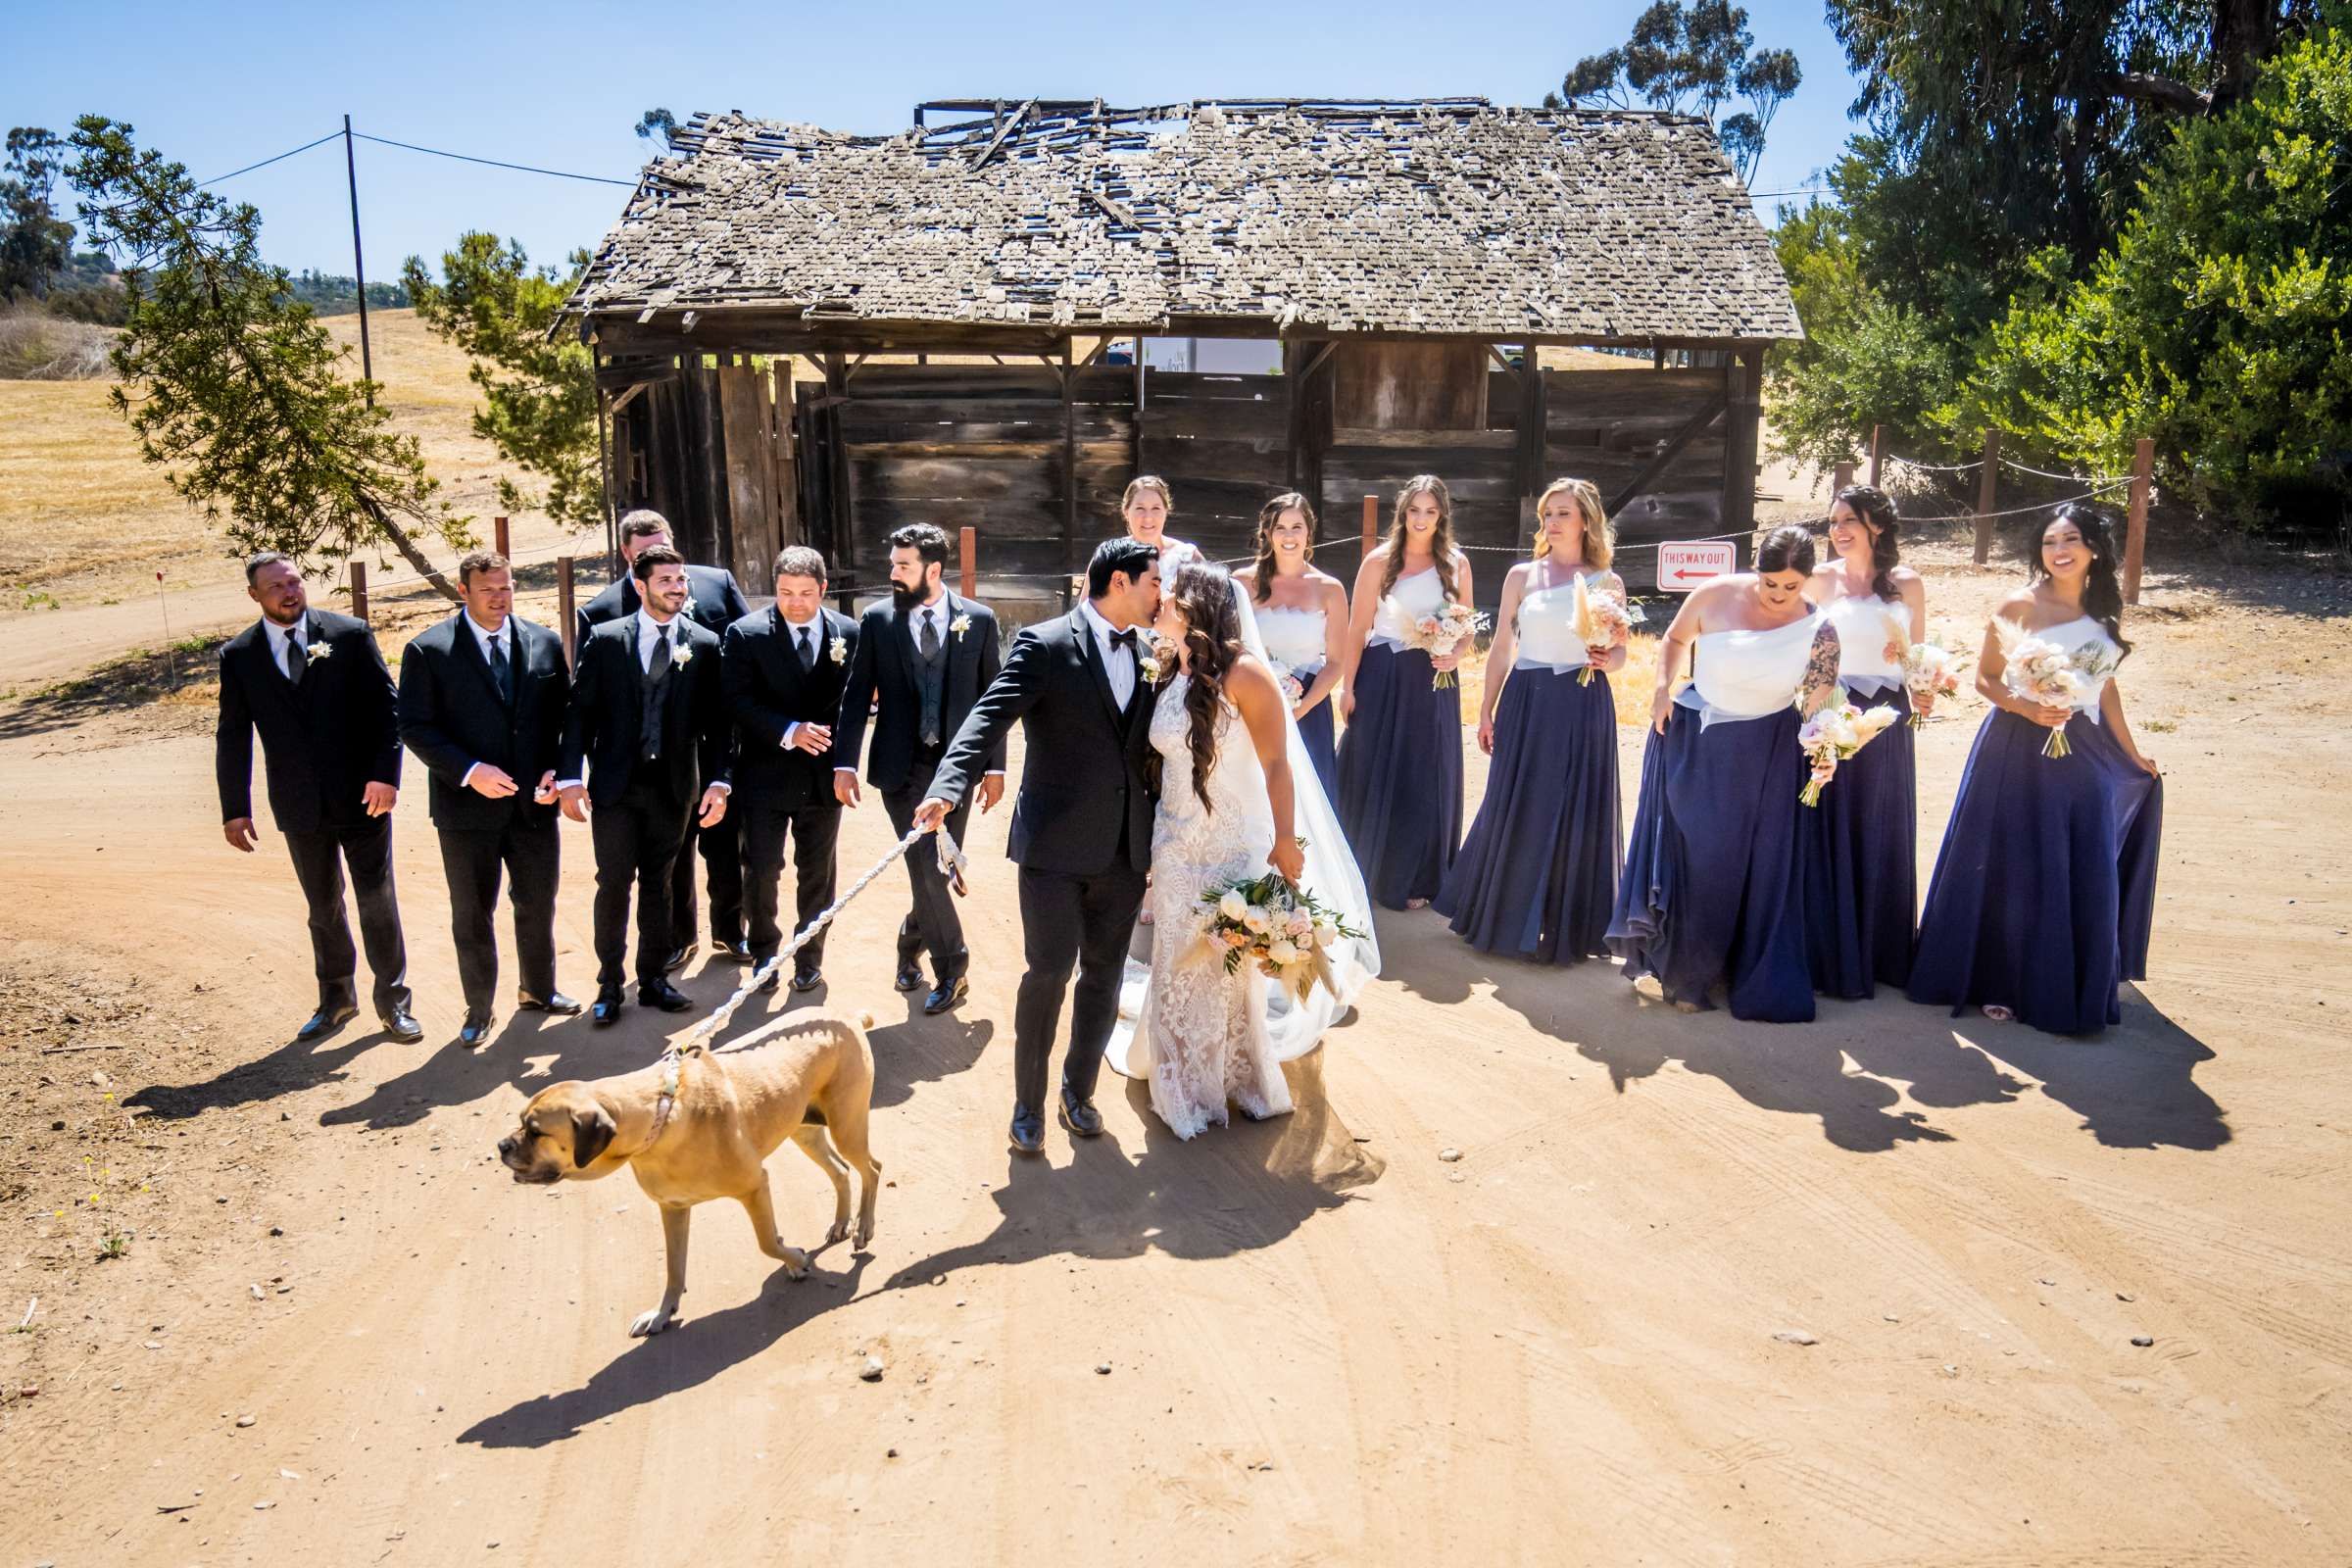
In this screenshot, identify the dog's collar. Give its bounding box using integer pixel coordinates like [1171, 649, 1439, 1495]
[645, 1051, 684, 1149]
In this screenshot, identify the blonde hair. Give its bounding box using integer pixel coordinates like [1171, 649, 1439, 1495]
[1120, 475, 1174, 516]
[1532, 477, 1614, 571]
[1378, 475, 1461, 604]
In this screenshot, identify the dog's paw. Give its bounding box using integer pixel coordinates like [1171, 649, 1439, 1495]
[628, 1306, 675, 1338]
[853, 1219, 875, 1250]
[825, 1217, 851, 1245]
[777, 1246, 810, 1280]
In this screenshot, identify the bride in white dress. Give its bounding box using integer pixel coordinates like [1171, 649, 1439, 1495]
[1107, 559, 1382, 1138]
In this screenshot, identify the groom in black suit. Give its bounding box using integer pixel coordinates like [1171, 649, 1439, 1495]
[397, 550, 577, 1047]
[721, 545, 858, 995]
[920, 536, 1161, 1153]
[832, 522, 1004, 1016]
[216, 552, 419, 1044]
[576, 510, 754, 971]
[557, 546, 735, 1024]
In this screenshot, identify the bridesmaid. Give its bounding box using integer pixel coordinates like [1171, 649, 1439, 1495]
[1908, 504, 2163, 1034]
[1120, 474, 1204, 582]
[1337, 475, 1475, 910]
[1436, 478, 1625, 963]
[1801, 485, 1927, 998]
[1236, 492, 1350, 799]
[1607, 524, 1842, 1022]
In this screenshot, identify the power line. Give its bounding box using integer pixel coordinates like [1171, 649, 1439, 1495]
[350, 130, 634, 187]
[199, 130, 342, 187]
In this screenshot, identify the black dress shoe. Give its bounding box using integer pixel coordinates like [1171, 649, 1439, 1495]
[661, 943, 696, 975]
[717, 938, 753, 964]
[1057, 1088, 1103, 1139]
[893, 961, 924, 993]
[640, 979, 695, 1013]
[1008, 1104, 1045, 1155]
[791, 965, 822, 994]
[591, 990, 624, 1027]
[755, 961, 782, 995]
[516, 990, 582, 1016]
[923, 975, 968, 1015]
[295, 1004, 359, 1044]
[380, 1008, 423, 1044]
[459, 1011, 494, 1049]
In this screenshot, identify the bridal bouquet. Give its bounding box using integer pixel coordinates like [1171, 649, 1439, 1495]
[1264, 660, 1306, 705]
[1199, 869, 1368, 1003]
[1996, 622, 2120, 759]
[1410, 602, 1488, 689]
[1796, 699, 1900, 806]
[1570, 577, 1643, 686]
[1886, 615, 1969, 729]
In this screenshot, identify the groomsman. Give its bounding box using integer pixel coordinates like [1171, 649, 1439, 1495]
[558, 546, 734, 1025]
[216, 552, 419, 1044]
[397, 551, 578, 1047]
[577, 510, 754, 970]
[721, 546, 858, 994]
[832, 523, 1004, 1015]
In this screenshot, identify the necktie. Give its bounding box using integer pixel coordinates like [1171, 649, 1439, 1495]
[797, 624, 815, 672]
[487, 629, 513, 706]
[284, 624, 306, 685]
[919, 612, 941, 663]
[649, 624, 673, 681]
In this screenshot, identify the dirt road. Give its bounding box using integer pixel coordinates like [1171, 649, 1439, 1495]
[2, 538, 2348, 1564]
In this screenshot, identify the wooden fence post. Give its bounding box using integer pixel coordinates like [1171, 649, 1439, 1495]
[494, 514, 511, 561]
[1360, 494, 1379, 560]
[2123, 437, 2154, 604]
[350, 561, 368, 625]
[558, 557, 576, 668]
[1866, 424, 1884, 488]
[1973, 429, 2001, 564]
[1832, 461, 1854, 493]
[958, 525, 976, 600]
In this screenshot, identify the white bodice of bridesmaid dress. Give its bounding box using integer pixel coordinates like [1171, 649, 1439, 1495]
[1371, 566, 1448, 645]
[1684, 611, 1824, 725]
[1823, 591, 1904, 697]
[1515, 568, 1602, 669]
[1254, 603, 1328, 675]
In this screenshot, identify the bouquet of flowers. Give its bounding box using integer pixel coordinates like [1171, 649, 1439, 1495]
[1796, 698, 1901, 806]
[1410, 602, 1488, 689]
[1995, 622, 2120, 759]
[1886, 614, 1969, 729]
[1198, 867, 1369, 1003]
[1264, 660, 1307, 705]
[1570, 577, 1644, 686]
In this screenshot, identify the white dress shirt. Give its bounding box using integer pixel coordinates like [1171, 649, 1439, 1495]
[832, 592, 1001, 784]
[557, 610, 726, 794]
[457, 612, 512, 790]
[779, 611, 822, 750]
[260, 613, 311, 678]
[1079, 598, 1139, 710]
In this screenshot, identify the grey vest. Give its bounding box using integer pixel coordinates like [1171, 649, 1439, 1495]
[915, 613, 947, 748]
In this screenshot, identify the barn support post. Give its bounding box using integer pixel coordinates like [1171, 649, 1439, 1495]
[959, 525, 977, 599]
[1718, 346, 1763, 543]
[1060, 337, 1078, 610]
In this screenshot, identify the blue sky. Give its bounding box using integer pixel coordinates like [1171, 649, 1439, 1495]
[15, 0, 1862, 279]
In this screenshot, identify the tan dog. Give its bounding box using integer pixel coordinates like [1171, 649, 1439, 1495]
[497, 1010, 881, 1337]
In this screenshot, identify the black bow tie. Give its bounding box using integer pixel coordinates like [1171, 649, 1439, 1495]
[1108, 627, 1139, 651]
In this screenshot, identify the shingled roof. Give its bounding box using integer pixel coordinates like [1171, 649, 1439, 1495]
[565, 99, 1802, 342]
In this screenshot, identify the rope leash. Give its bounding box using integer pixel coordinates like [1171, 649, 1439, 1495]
[643, 822, 969, 1143]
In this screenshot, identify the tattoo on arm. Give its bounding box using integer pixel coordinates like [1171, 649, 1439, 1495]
[1802, 623, 1842, 712]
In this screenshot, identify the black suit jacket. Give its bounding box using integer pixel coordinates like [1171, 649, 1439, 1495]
[397, 612, 569, 831]
[558, 613, 733, 808]
[575, 564, 751, 653]
[216, 610, 402, 833]
[832, 592, 1005, 795]
[930, 608, 1158, 876]
[721, 606, 859, 811]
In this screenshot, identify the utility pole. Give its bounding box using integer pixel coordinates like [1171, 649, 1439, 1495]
[342, 114, 374, 402]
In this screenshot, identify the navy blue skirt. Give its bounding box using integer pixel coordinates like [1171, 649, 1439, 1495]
[1804, 685, 1918, 998]
[1337, 641, 1462, 909]
[1296, 696, 1341, 803]
[1607, 702, 1815, 1022]
[1436, 665, 1620, 962]
[1907, 707, 2163, 1034]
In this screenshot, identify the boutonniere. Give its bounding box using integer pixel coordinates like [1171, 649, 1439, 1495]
[672, 644, 695, 667]
[830, 636, 849, 665]
[305, 640, 332, 662]
[950, 612, 972, 637]
[1139, 654, 1163, 685]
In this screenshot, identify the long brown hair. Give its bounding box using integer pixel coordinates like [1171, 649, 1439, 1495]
[1532, 477, 1614, 570]
[1248, 491, 1317, 603]
[1166, 562, 1246, 812]
[1377, 474, 1461, 603]
[1832, 484, 1901, 602]
[2027, 502, 2132, 659]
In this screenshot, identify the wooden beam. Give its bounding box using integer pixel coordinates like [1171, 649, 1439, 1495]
[1717, 347, 1762, 543]
[1360, 494, 1379, 559]
[350, 561, 368, 625]
[1607, 392, 1728, 515]
[2123, 436, 2153, 604]
[1487, 343, 1526, 383]
[959, 525, 977, 599]
[1973, 429, 2001, 564]
[1061, 339, 1079, 599]
[1296, 339, 1340, 383]
[971, 98, 1037, 170]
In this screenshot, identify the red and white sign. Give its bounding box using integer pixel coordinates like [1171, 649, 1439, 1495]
[1656, 540, 1736, 593]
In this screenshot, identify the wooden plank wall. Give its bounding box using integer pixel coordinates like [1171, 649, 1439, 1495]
[1544, 367, 1731, 591]
[835, 365, 1132, 591]
[1137, 371, 1292, 566]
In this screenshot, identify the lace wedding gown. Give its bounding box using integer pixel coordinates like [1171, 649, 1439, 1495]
[1132, 674, 1293, 1137]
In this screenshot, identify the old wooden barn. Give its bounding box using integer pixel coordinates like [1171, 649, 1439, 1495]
[563, 98, 1802, 606]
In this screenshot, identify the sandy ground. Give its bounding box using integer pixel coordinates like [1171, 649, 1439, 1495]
[1, 510, 2350, 1563]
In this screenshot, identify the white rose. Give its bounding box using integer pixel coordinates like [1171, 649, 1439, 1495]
[1217, 890, 1248, 922]
[1241, 907, 1270, 935]
[1311, 923, 1338, 948]
[1266, 938, 1299, 965]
